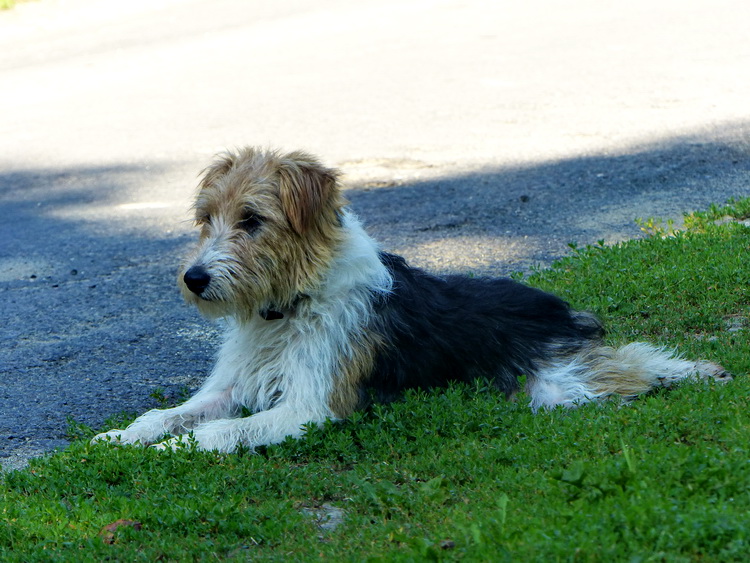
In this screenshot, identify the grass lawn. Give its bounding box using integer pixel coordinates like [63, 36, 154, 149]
[2, 200, 749, 561]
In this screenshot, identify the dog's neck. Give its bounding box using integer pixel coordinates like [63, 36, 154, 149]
[317, 210, 393, 296]
[255, 211, 392, 323]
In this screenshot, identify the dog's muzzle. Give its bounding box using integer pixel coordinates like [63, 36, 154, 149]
[183, 265, 212, 296]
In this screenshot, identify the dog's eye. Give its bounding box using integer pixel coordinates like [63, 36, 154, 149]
[239, 212, 263, 234]
[196, 213, 211, 226]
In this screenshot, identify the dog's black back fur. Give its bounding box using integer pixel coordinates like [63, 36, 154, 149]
[367, 252, 604, 401]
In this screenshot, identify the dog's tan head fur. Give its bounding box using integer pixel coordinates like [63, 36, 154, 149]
[179, 147, 346, 319]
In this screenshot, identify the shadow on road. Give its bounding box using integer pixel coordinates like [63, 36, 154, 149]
[1, 164, 178, 278]
[348, 128, 749, 274]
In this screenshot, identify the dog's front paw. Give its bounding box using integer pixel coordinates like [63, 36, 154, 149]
[91, 429, 147, 446]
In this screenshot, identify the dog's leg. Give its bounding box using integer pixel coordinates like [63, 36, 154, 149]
[526, 342, 732, 411]
[151, 402, 329, 453]
[91, 385, 237, 446]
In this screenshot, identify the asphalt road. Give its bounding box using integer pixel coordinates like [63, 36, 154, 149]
[1, 0, 749, 471]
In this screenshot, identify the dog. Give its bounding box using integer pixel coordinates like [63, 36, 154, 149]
[93, 147, 732, 452]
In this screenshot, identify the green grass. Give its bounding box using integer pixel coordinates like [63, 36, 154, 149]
[0, 0, 38, 10]
[3, 200, 750, 561]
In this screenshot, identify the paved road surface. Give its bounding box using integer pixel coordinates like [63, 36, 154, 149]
[1, 0, 749, 470]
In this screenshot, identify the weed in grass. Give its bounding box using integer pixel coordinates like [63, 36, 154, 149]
[635, 216, 679, 237]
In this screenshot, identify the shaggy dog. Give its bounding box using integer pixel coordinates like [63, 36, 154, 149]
[93, 147, 732, 452]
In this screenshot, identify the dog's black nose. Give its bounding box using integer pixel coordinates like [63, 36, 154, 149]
[183, 265, 211, 295]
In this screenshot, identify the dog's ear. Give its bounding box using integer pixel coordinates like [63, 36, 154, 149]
[278, 153, 338, 235]
[199, 152, 236, 190]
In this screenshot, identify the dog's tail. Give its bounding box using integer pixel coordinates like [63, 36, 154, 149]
[526, 342, 732, 411]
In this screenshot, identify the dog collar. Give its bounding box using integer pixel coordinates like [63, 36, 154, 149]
[259, 309, 284, 321]
[259, 294, 310, 321]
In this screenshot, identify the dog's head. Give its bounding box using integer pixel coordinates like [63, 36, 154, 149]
[178, 147, 345, 319]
